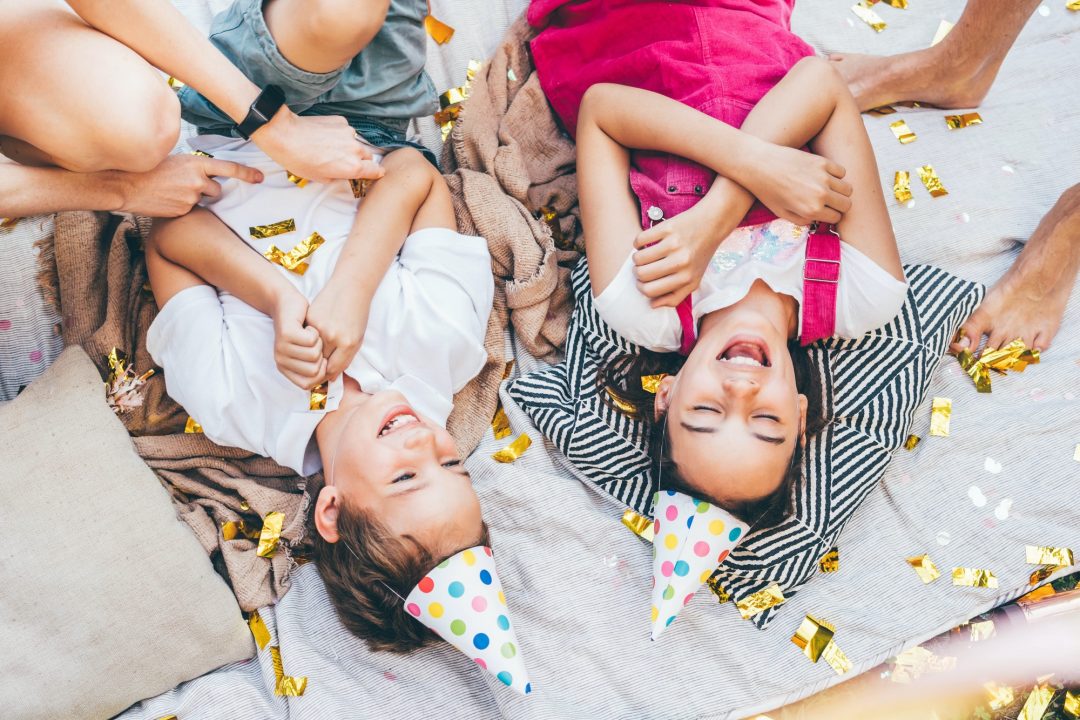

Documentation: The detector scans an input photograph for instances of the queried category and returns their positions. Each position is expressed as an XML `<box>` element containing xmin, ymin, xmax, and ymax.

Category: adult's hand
<box><xmin>115</xmin><ymin>154</ymin><xmax>263</xmax><ymax>217</ymax></box>
<box><xmin>743</xmin><ymin>140</ymin><xmax>853</xmax><ymax>226</ymax></box>
<box><xmin>251</xmin><ymin>107</ymin><xmax>385</xmax><ymax>184</ymax></box>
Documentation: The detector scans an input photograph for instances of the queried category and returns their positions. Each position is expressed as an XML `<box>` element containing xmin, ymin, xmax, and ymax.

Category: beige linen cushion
<box><xmin>0</xmin><ymin>347</ymin><xmax>254</xmax><ymax>720</ymax></box>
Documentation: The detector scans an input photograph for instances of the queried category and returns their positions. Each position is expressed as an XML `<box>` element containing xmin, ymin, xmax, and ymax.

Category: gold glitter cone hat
<box><xmin>650</xmin><ymin>490</ymin><xmax>748</xmax><ymax>640</ymax></box>
<box><xmin>404</xmin><ymin>546</ymin><xmax>533</xmax><ymax>695</ymax></box>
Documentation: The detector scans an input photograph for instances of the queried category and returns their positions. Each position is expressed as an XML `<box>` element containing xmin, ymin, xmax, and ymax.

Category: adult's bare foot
<box><xmin>951</xmin><ymin>185</ymin><xmax>1080</xmax><ymax>353</ymax></box>
<box><xmin>829</xmin><ymin>49</ymin><xmax>997</xmax><ymax>112</ymax></box>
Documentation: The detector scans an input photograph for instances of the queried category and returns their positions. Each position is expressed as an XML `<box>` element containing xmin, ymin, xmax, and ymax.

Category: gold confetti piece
<box><xmin>309</xmin><ymin>381</ymin><xmax>328</xmax><ymax>411</ymax></box>
<box><xmin>0</xmin><ymin>217</ymin><xmax>20</xmax><ymax>229</ymax></box>
<box><xmin>931</xmin><ymin>19</ymin><xmax>955</xmax><ymax>45</ymax></box>
<box><xmin>184</xmin><ymin>416</ymin><xmax>203</xmax><ymax>434</ymax></box>
<box><xmin>423</xmin><ymin>14</ymin><xmax>455</xmax><ymax>44</ymax></box>
<box><xmin>491</xmin><ymin>403</ymin><xmax>511</xmax><ymax>440</ymax></box>
<box><xmin>435</xmin><ymin>60</ymin><xmax>482</xmax><ymax>141</ymax></box>
<box><xmin>1026</xmin><ymin>545</ymin><xmax>1074</xmax><ymax>566</ymax></box>
<box><xmin>265</xmin><ymin>231</ymin><xmax>326</xmax><ymax>276</ymax></box>
<box><xmin>969</xmin><ymin>619</ymin><xmax>995</xmax><ymax>641</ymax></box>
<box><xmin>240</xmin><ymin>500</ymin><xmax>250</xmax><ymax>511</ymax></box>
<box><xmin>918</xmin><ymin>165</ymin><xmax>949</xmax><ymax>198</ymax></box>
<box><xmin>157</xmin><ymin>715</ymin><xmax>178</xmax><ymax>720</ymax></box>
<box><xmin>1018</xmin><ymin>684</ymin><xmax>1055</xmax><ymax>720</ymax></box>
<box><xmin>907</xmin><ymin>554</ymin><xmax>942</xmax><ymax>584</ymax></box>
<box><xmin>890</xmin><ymin>646</ymin><xmax>956</xmax><ymax>683</ymax></box>
<box><xmin>904</xmin><ymin>434</ymin><xmax>921</xmax><ymax>450</ymax></box>
<box><xmin>945</xmin><ymin>112</ymin><xmax>983</xmax><ymax>129</ymax></box>
<box><xmin>104</xmin><ymin>348</ymin><xmax>155</xmax><ymax>415</ymax></box>
<box><xmin>893</xmin><ymin>171</ymin><xmax>913</xmax><ymax>204</ymax></box>
<box><xmin>605</xmin><ymin>387</ymin><xmax>641</xmax><ymax>418</ymax></box>
<box><xmin>851</xmin><ymin>2</ymin><xmax>887</xmax><ymax>31</ymax></box>
<box><xmin>621</xmin><ymin>509</ymin><xmax>655</xmax><ymax>542</ymax></box>
<box><xmin>248</xmin><ymin>610</ymin><xmax>271</xmax><ymax>650</ymax></box>
<box><xmin>1069</xmin><ymin>0</ymin><xmax>1080</xmax><ymax>9</ymax></box>
<box><xmin>1028</xmin><ymin>564</ymin><xmax>1064</xmax><ymax>584</ymax></box>
<box><xmin>867</xmin><ymin>105</ymin><xmax>897</xmax><ymax>116</ymax></box>
<box><xmin>249</xmin><ymin>218</ymin><xmax>296</xmax><ymax>239</ymax></box>
<box><xmin>536</xmin><ymin>205</ymin><xmax>575</xmax><ymax>251</ymax></box>
<box><xmin>502</xmin><ymin>360</ymin><xmax>515</xmax><ymax>380</ymax></box>
<box><xmin>981</xmin><ymin>338</ymin><xmax>1033</xmax><ymax>372</ymax></box>
<box><xmin>349</xmin><ymin>178</ymin><xmax>373</xmax><ymax>199</ymax></box>
<box><xmin>952</xmin><ymin>567</ymin><xmax>998</xmax><ymax>589</ymax></box>
<box><xmin>985</xmin><ymin>683</ymin><xmax>1017</xmax><ymax>710</ymax></box>
<box><xmin>707</xmin><ymin>575</ymin><xmax>730</xmax><ymax>604</ymax></box>
<box><xmin>736</xmin><ymin>583</ymin><xmax>786</xmax><ymax>619</ymax></box>
<box><xmin>1064</xmin><ymin>690</ymin><xmax>1080</xmax><ymax>717</ymax></box>
<box><xmin>957</xmin><ymin>349</ymin><xmax>992</xmax><ymax>393</ymax></box>
<box><xmin>641</xmin><ymin>374</ymin><xmax>667</xmax><ymax>394</ymax></box>
<box><xmin>166</xmin><ymin>76</ymin><xmax>185</xmax><ymax>90</ymax></box>
<box><xmin>190</xmin><ymin>149</ymin><xmax>214</xmax><ymax>158</ymax></box>
<box><xmin>492</xmin><ymin>433</ymin><xmax>531</xmax><ymax>463</ymax></box>
<box><xmin>286</xmin><ymin>171</ymin><xmax>309</xmax><ymax>188</ymax></box>
<box><xmin>880</xmin><ymin>0</ymin><xmax>908</xmax><ymax>6</ymax></box>
<box><xmin>929</xmin><ymin>397</ymin><xmax>952</xmax><ymax>437</ymax></box>
<box><xmin>890</xmin><ymin>119</ymin><xmax>917</xmax><ymax>144</ymax></box>
<box><xmin>818</xmin><ymin>548</ymin><xmax>839</xmax><ymax>573</ymax></box>
<box><xmin>269</xmin><ymin>646</ymin><xmax>308</xmax><ymax>697</ymax></box>
<box><xmin>821</xmin><ymin>640</ymin><xmax>852</xmax><ymax>675</ymax></box>
<box><xmin>1021</xmin><ymin>583</ymin><xmax>1057</xmax><ymax>602</ymax></box>
<box><xmin>222</xmin><ymin>519</ymin><xmax>260</xmax><ymax>541</ymax></box>
<box><xmin>257</xmin><ymin>511</ymin><xmax>285</xmax><ymax>558</ymax></box>
<box><xmin>791</xmin><ymin>614</ymin><xmax>835</xmax><ymax>662</ymax></box>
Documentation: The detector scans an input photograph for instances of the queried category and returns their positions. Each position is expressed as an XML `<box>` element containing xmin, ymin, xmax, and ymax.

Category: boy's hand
<box><xmin>745</xmin><ymin>141</ymin><xmax>852</xmax><ymax>226</ymax></box>
<box><xmin>305</xmin><ymin>281</ymin><xmax>371</xmax><ymax>383</ymax></box>
<box><xmin>272</xmin><ymin>292</ymin><xmax>326</xmax><ymax>389</ymax></box>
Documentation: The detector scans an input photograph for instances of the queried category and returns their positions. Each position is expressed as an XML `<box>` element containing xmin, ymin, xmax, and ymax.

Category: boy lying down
<box><xmin>145</xmin><ymin>140</ymin><xmax>532</xmax><ymax>691</ymax></box>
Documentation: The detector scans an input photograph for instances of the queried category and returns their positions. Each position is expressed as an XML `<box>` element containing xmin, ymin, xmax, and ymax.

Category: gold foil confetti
<box><xmin>435</xmin><ymin>60</ymin><xmax>482</xmax><ymax>141</ymax></box>
<box><xmin>851</xmin><ymin>1</ymin><xmax>887</xmax><ymax>31</ymax></box>
<box><xmin>265</xmin><ymin>231</ymin><xmax>326</xmax><ymax>275</ymax></box>
<box><xmin>190</xmin><ymin>149</ymin><xmax>214</xmax><ymax>158</ymax></box>
<box><xmin>969</xmin><ymin>619</ymin><xmax>995</xmax><ymax>641</ymax></box>
<box><xmin>104</xmin><ymin>348</ymin><xmax>155</xmax><ymax>415</ymax></box>
<box><xmin>879</xmin><ymin>0</ymin><xmax>908</xmax><ymax>7</ymax></box>
<box><xmin>907</xmin><ymin>554</ymin><xmax>942</xmax><ymax>584</ymax></box>
<box><xmin>929</xmin><ymin>397</ymin><xmax>952</xmax><ymax>437</ymax></box>
<box><xmin>821</xmin><ymin>640</ymin><xmax>853</xmax><ymax>675</ymax></box>
<box><xmin>890</xmin><ymin>646</ymin><xmax>956</xmax><ymax>683</ymax></box>
<box><xmin>240</xmin><ymin>500</ymin><xmax>250</xmax><ymax>511</ymax></box>
<box><xmin>166</xmin><ymin>76</ymin><xmax>185</xmax><ymax>90</ymax></box>
<box><xmin>641</xmin><ymin>374</ymin><xmax>667</xmax><ymax>394</ymax></box>
<box><xmin>309</xmin><ymin>382</ymin><xmax>328</xmax><ymax>411</ymax></box>
<box><xmin>904</xmin><ymin>434</ymin><xmax>921</xmax><ymax>450</ymax></box>
<box><xmin>286</xmin><ymin>172</ymin><xmax>309</xmax><ymax>188</ymax></box>
<box><xmin>0</xmin><ymin>217</ymin><xmax>20</xmax><ymax>229</ymax></box>
<box><xmin>957</xmin><ymin>349</ymin><xmax>992</xmax><ymax>393</ymax></box>
<box><xmin>890</xmin><ymin>119</ymin><xmax>917</xmax><ymax>144</ymax></box>
<box><xmin>981</xmin><ymin>338</ymin><xmax>1037</xmax><ymax>372</ymax></box>
<box><xmin>791</xmin><ymin>614</ymin><xmax>835</xmax><ymax>662</ymax></box>
<box><xmin>257</xmin><ymin>511</ymin><xmax>285</xmax><ymax>558</ymax></box>
<box><xmin>536</xmin><ymin>205</ymin><xmax>575</xmax><ymax>251</ymax></box>
<box><xmin>819</xmin><ymin>548</ymin><xmax>839</xmax><ymax>573</ymax></box>
<box><xmin>222</xmin><ymin>519</ymin><xmax>260</xmax><ymax>541</ymax></box>
<box><xmin>1026</xmin><ymin>545</ymin><xmax>1074</xmax><ymax>566</ymax></box>
<box><xmin>1018</xmin><ymin>684</ymin><xmax>1055</xmax><ymax>720</ymax></box>
<box><xmin>1064</xmin><ymin>690</ymin><xmax>1080</xmax><ymax>717</ymax></box>
<box><xmin>707</xmin><ymin>575</ymin><xmax>730</xmax><ymax>604</ymax></box>
<box><xmin>918</xmin><ymin>165</ymin><xmax>949</xmax><ymax>198</ymax></box>
<box><xmin>736</xmin><ymin>583</ymin><xmax>786</xmax><ymax>619</ymax></box>
<box><xmin>492</xmin><ymin>433</ymin><xmax>531</xmax><ymax>463</ymax></box>
<box><xmin>248</xmin><ymin>610</ymin><xmax>271</xmax><ymax>650</ymax></box>
<box><xmin>952</xmin><ymin>567</ymin><xmax>999</xmax><ymax>589</ymax></box>
<box><xmin>931</xmin><ymin>19</ymin><xmax>955</xmax><ymax>45</ymax></box>
<box><xmin>985</xmin><ymin>683</ymin><xmax>1017</xmax><ymax>711</ymax></box>
<box><xmin>621</xmin><ymin>509</ymin><xmax>655</xmax><ymax>542</ymax></box>
<box><xmin>491</xmin><ymin>403</ymin><xmax>512</xmax><ymax>440</ymax></box>
<box><xmin>1069</xmin><ymin>0</ymin><xmax>1080</xmax><ymax>9</ymax></box>
<box><xmin>605</xmin><ymin>387</ymin><xmax>641</xmax><ymax>418</ymax></box>
<box><xmin>945</xmin><ymin>112</ymin><xmax>983</xmax><ymax>129</ymax></box>
<box><xmin>423</xmin><ymin>13</ymin><xmax>455</xmax><ymax>44</ymax></box>
<box><xmin>249</xmin><ymin>218</ymin><xmax>296</xmax><ymax>239</ymax></box>
<box><xmin>894</xmin><ymin>171</ymin><xmax>913</xmax><ymax>204</ymax></box>
<box><xmin>349</xmin><ymin>178</ymin><xmax>373</xmax><ymax>199</ymax></box>
<box><xmin>184</xmin><ymin>416</ymin><xmax>203</xmax><ymax>434</ymax></box>
<box><xmin>1028</xmin><ymin>564</ymin><xmax>1064</xmax><ymax>584</ymax></box>
<box><xmin>157</xmin><ymin>716</ymin><xmax>178</xmax><ymax>720</ymax></box>
<box><xmin>1021</xmin><ymin>583</ymin><xmax>1056</xmax><ymax>602</ymax></box>
<box><xmin>867</xmin><ymin>106</ymin><xmax>897</xmax><ymax>116</ymax></box>
<box><xmin>269</xmin><ymin>646</ymin><xmax>308</xmax><ymax>697</ymax></box>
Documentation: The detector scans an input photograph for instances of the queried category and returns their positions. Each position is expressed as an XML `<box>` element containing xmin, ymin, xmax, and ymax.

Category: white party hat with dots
<box><xmin>650</xmin><ymin>490</ymin><xmax>749</xmax><ymax>640</ymax></box>
<box><xmin>404</xmin><ymin>546</ymin><xmax>532</xmax><ymax>694</ymax></box>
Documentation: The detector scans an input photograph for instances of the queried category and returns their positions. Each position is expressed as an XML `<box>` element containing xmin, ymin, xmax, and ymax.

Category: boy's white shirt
<box><xmin>146</xmin><ymin>137</ymin><xmax>493</xmax><ymax>476</ymax></box>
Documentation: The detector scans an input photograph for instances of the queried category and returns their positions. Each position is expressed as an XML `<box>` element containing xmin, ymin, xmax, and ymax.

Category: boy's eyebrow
<box><xmin>681</xmin><ymin>421</ymin><xmax>784</xmax><ymax>444</ymax></box>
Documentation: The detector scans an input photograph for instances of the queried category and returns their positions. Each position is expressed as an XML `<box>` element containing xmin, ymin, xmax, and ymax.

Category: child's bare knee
<box><xmin>304</xmin><ymin>0</ymin><xmax>389</xmax><ymax>55</ymax></box>
<box><xmin>791</xmin><ymin>56</ymin><xmax>845</xmax><ymax>93</ymax></box>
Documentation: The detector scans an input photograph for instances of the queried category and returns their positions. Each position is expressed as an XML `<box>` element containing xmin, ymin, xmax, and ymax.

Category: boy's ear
<box><xmin>653</xmin><ymin>374</ymin><xmax>678</xmax><ymax>422</ymax></box>
<box><xmin>314</xmin><ymin>486</ymin><xmax>342</xmax><ymax>543</ymax></box>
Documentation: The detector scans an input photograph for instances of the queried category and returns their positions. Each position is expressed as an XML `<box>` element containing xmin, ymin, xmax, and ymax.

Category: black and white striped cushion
<box><xmin>508</xmin><ymin>258</ymin><xmax>983</xmax><ymax>628</ymax></box>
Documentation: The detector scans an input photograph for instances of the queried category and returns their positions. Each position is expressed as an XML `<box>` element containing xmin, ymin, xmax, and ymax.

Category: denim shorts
<box><xmin>179</xmin><ymin>0</ymin><xmax>438</xmax><ymax>166</ymax></box>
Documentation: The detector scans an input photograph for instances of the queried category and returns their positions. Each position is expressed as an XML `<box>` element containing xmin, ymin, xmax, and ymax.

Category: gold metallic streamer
<box><xmin>1028</xmin><ymin>564</ymin><xmax>1064</xmax><ymax>585</ymax></box>
<box><xmin>867</xmin><ymin>106</ymin><xmax>897</xmax><ymax>116</ymax></box>
<box><xmin>893</xmin><ymin>171</ymin><xmax>913</xmax><ymax>204</ymax></box>
<box><xmin>791</xmin><ymin>614</ymin><xmax>834</xmax><ymax>662</ymax></box>
<box><xmin>604</xmin><ymin>387</ymin><xmax>641</xmax><ymax>418</ymax></box>
<box><xmin>957</xmin><ymin>349</ymin><xmax>992</xmax><ymax>393</ymax></box>
<box><xmin>929</xmin><ymin>397</ymin><xmax>952</xmax><ymax>437</ymax></box>
<box><xmin>907</xmin><ymin>554</ymin><xmax>942</xmax><ymax>584</ymax></box>
<box><xmin>310</xmin><ymin>382</ymin><xmax>328</xmax><ymax>411</ymax></box>
<box><xmin>952</xmin><ymin>567</ymin><xmax>998</xmax><ymax>589</ymax></box>
<box><xmin>184</xmin><ymin>416</ymin><xmax>203</xmax><ymax>434</ymax></box>
<box><xmin>1018</xmin><ymin>684</ymin><xmax>1055</xmax><ymax>720</ymax></box>
<box><xmin>536</xmin><ymin>205</ymin><xmax>576</xmax><ymax>251</ymax></box>
<box><xmin>904</xmin><ymin>434</ymin><xmax>921</xmax><ymax>451</ymax></box>
<box><xmin>641</xmin><ymin>374</ymin><xmax>667</xmax><ymax>394</ymax></box>
<box><xmin>166</xmin><ymin>76</ymin><xmax>185</xmax><ymax>90</ymax></box>
<box><xmin>222</xmin><ymin>519</ymin><xmax>260</xmax><ymax>542</ymax></box>
<box><xmin>248</xmin><ymin>610</ymin><xmax>271</xmax><ymax>650</ymax></box>
<box><xmin>492</xmin><ymin>433</ymin><xmax>531</xmax><ymax>463</ymax></box>
<box><xmin>821</xmin><ymin>640</ymin><xmax>852</xmax><ymax>675</ymax></box>
<box><xmin>269</xmin><ymin>646</ymin><xmax>308</xmax><ymax>697</ymax></box>
<box><xmin>736</xmin><ymin>583</ymin><xmax>786</xmax><ymax>619</ymax></box>
<box><xmin>257</xmin><ymin>511</ymin><xmax>285</xmax><ymax>558</ymax></box>
<box><xmin>491</xmin><ymin>403</ymin><xmax>512</xmax><ymax>440</ymax></box>
<box><xmin>435</xmin><ymin>60</ymin><xmax>482</xmax><ymax>141</ymax></box>
<box><xmin>981</xmin><ymin>338</ymin><xmax>1033</xmax><ymax>372</ymax></box>
<box><xmin>818</xmin><ymin>548</ymin><xmax>839</xmax><ymax>573</ymax></box>
<box><xmin>889</xmin><ymin>119</ymin><xmax>917</xmax><ymax>144</ymax></box>
<box><xmin>707</xmin><ymin>575</ymin><xmax>730</xmax><ymax>604</ymax></box>
<box><xmin>249</xmin><ymin>219</ymin><xmax>296</xmax><ymax>240</ymax></box>
<box><xmin>851</xmin><ymin>2</ymin><xmax>887</xmax><ymax>31</ymax></box>
<box><xmin>1069</xmin><ymin>0</ymin><xmax>1080</xmax><ymax>9</ymax></box>
<box><xmin>918</xmin><ymin>165</ymin><xmax>949</xmax><ymax>198</ymax></box>
<box><xmin>985</xmin><ymin>683</ymin><xmax>1016</xmax><ymax>711</ymax></box>
<box><xmin>931</xmin><ymin>19</ymin><xmax>955</xmax><ymax>45</ymax></box>
<box><xmin>945</xmin><ymin>112</ymin><xmax>983</xmax><ymax>130</ymax></box>
<box><xmin>190</xmin><ymin>149</ymin><xmax>214</xmax><ymax>158</ymax></box>
<box><xmin>157</xmin><ymin>716</ymin><xmax>178</xmax><ymax>720</ymax></box>
<box><xmin>1064</xmin><ymin>690</ymin><xmax>1080</xmax><ymax>717</ymax></box>
<box><xmin>286</xmin><ymin>172</ymin><xmax>309</xmax><ymax>188</ymax></box>
<box><xmin>349</xmin><ymin>178</ymin><xmax>373</xmax><ymax>199</ymax></box>
<box><xmin>423</xmin><ymin>14</ymin><xmax>455</xmax><ymax>44</ymax></box>
<box><xmin>265</xmin><ymin>231</ymin><xmax>326</xmax><ymax>276</ymax></box>
<box><xmin>1026</xmin><ymin>545</ymin><xmax>1074</xmax><ymax>566</ymax></box>
<box><xmin>621</xmin><ymin>509</ymin><xmax>655</xmax><ymax>542</ymax></box>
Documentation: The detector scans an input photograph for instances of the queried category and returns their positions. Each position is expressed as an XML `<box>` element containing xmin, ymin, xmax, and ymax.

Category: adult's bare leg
<box><xmin>829</xmin><ymin>0</ymin><xmax>1041</xmax><ymax>111</ymax></box>
<box><xmin>0</xmin><ymin>0</ymin><xmax>180</xmax><ymax>172</ymax></box>
<box><xmin>952</xmin><ymin>183</ymin><xmax>1080</xmax><ymax>353</ymax></box>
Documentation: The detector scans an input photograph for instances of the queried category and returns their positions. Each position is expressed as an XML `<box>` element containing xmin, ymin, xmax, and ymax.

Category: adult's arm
<box><xmin>64</xmin><ymin>0</ymin><xmax>383</xmax><ymax>183</ymax></box>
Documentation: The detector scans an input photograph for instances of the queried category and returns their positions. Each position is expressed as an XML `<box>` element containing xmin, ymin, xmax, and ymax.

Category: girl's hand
<box><xmin>251</xmin><ymin>107</ymin><xmax>385</xmax><ymax>184</ymax></box>
<box><xmin>272</xmin><ymin>291</ymin><xmax>326</xmax><ymax>390</ymax></box>
<box><xmin>744</xmin><ymin>140</ymin><xmax>853</xmax><ymax>226</ymax></box>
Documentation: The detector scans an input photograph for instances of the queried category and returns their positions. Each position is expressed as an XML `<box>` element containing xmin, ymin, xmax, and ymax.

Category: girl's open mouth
<box><xmin>716</xmin><ymin>334</ymin><xmax>771</xmax><ymax>368</ymax></box>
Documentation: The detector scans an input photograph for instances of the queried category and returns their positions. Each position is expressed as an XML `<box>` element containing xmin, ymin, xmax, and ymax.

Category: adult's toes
<box><xmin>950</xmin><ymin>315</ymin><xmax>987</xmax><ymax>353</ymax></box>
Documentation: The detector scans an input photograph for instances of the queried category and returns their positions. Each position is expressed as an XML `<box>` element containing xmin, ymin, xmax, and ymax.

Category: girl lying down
<box><xmin>145</xmin><ymin>141</ymin><xmax>531</xmax><ymax>692</ymax></box>
<box><xmin>529</xmin><ymin>0</ymin><xmax>908</xmax><ymax>634</ymax></box>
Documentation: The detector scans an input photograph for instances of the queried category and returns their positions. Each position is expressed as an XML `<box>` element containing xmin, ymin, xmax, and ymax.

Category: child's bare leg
<box><xmin>262</xmin><ymin>0</ymin><xmax>389</xmax><ymax>74</ymax></box>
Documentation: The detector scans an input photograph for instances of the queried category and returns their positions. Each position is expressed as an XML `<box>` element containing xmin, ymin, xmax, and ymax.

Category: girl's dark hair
<box><xmin>602</xmin><ymin>340</ymin><xmax>827</xmax><ymax>528</ymax></box>
<box><xmin>312</xmin><ymin>501</ymin><xmax>491</xmax><ymax>653</ymax></box>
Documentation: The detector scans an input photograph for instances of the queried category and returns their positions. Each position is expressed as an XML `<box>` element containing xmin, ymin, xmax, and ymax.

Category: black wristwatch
<box><xmin>236</xmin><ymin>84</ymin><xmax>286</xmax><ymax>140</ymax></box>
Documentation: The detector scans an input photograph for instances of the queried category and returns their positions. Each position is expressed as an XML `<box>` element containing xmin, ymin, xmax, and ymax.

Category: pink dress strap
<box><xmin>676</xmin><ymin>296</ymin><xmax>696</xmax><ymax>356</ymax></box>
<box><xmin>799</xmin><ymin>223</ymin><xmax>841</xmax><ymax>345</ymax></box>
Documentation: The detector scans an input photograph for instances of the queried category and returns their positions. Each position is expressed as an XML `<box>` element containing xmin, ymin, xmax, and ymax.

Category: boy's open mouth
<box><xmin>717</xmin><ymin>335</ymin><xmax>771</xmax><ymax>368</ymax></box>
<box><xmin>378</xmin><ymin>405</ymin><xmax>420</xmax><ymax>437</ymax></box>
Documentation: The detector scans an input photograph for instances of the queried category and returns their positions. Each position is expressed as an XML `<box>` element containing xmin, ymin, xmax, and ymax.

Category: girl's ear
<box><xmin>797</xmin><ymin>393</ymin><xmax>809</xmax><ymax>446</ymax></box>
<box><xmin>654</xmin><ymin>373</ymin><xmax>678</xmax><ymax>422</ymax></box>
<box><xmin>314</xmin><ymin>486</ymin><xmax>342</xmax><ymax>543</ymax></box>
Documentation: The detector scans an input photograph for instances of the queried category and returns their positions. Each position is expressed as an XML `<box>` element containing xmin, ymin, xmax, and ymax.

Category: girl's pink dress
<box><xmin>527</xmin><ymin>0</ymin><xmax>815</xmax><ymax>228</ymax></box>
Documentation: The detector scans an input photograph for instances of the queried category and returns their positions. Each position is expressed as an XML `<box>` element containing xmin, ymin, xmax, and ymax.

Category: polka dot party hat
<box><xmin>404</xmin><ymin>546</ymin><xmax>532</xmax><ymax>695</ymax></box>
<box><xmin>649</xmin><ymin>490</ymin><xmax>748</xmax><ymax>640</ymax></box>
